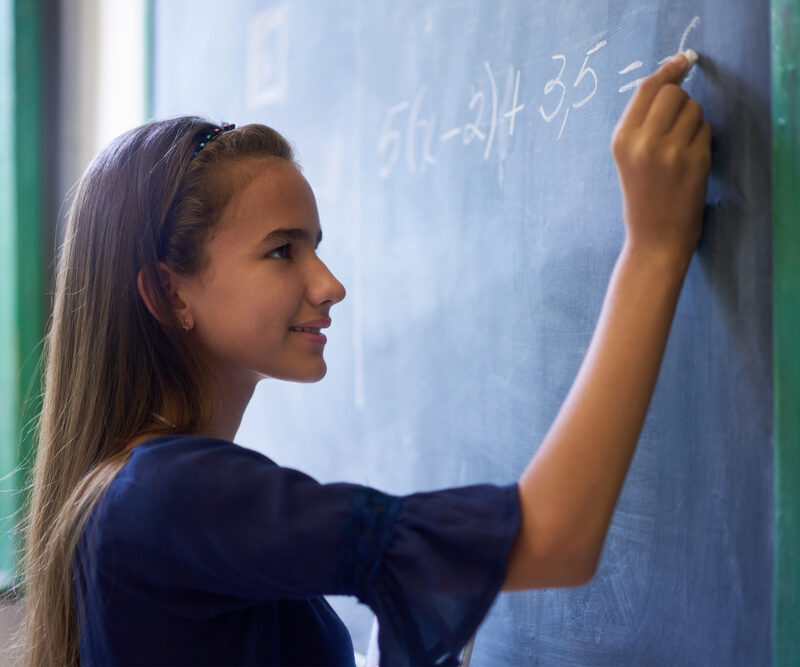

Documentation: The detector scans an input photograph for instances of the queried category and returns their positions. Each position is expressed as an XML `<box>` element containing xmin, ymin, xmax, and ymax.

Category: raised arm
<box><xmin>504</xmin><ymin>52</ymin><xmax>711</xmax><ymax>590</ymax></box>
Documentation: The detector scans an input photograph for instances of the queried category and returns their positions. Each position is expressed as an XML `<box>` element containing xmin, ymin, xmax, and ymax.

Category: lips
<box><xmin>288</xmin><ymin>318</ymin><xmax>331</xmax><ymax>333</ymax></box>
<box><xmin>288</xmin><ymin>318</ymin><xmax>330</xmax><ymax>345</ymax></box>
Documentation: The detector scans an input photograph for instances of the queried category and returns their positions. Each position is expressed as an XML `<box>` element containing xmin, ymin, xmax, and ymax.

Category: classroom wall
<box><xmin>0</xmin><ymin>0</ymin><xmax>19</xmax><ymax>588</ymax></box>
<box><xmin>0</xmin><ymin>600</ymin><xmax>22</xmax><ymax>666</ymax></box>
<box><xmin>0</xmin><ymin>0</ymin><xmax>148</xmax><ymax>585</ymax></box>
<box><xmin>55</xmin><ymin>0</ymin><xmax>148</xmax><ymax>236</ymax></box>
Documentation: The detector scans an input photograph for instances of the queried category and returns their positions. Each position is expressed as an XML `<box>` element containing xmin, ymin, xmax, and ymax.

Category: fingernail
<box><xmin>672</xmin><ymin>52</ymin><xmax>688</xmax><ymax>67</ymax></box>
<box><xmin>674</xmin><ymin>49</ymin><xmax>699</xmax><ymax>71</ymax></box>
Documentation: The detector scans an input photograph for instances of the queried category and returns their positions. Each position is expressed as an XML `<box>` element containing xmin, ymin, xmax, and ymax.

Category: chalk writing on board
<box><xmin>678</xmin><ymin>15</ymin><xmax>702</xmax><ymax>84</ymax></box>
<box><xmin>618</xmin><ymin>60</ymin><xmax>646</xmax><ymax>92</ymax></box>
<box><xmin>539</xmin><ymin>40</ymin><xmax>607</xmax><ymax>141</ymax></box>
<box><xmin>618</xmin><ymin>16</ymin><xmax>702</xmax><ymax>93</ymax></box>
<box><xmin>504</xmin><ymin>68</ymin><xmax>525</xmax><ymax>137</ymax></box>
<box><xmin>377</xmin><ymin>15</ymin><xmax>701</xmax><ymax>178</ymax></box>
<box><xmin>406</xmin><ymin>88</ymin><xmax>436</xmax><ymax>174</ymax></box>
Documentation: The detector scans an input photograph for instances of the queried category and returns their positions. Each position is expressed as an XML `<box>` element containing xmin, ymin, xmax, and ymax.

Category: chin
<box><xmin>287</xmin><ymin>362</ymin><xmax>328</xmax><ymax>384</ymax></box>
<box><xmin>299</xmin><ymin>370</ymin><xmax>327</xmax><ymax>383</ymax></box>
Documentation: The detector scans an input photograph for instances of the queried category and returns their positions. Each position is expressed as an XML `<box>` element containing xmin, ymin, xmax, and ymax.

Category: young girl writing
<box><xmin>21</xmin><ymin>51</ymin><xmax>709</xmax><ymax>666</ymax></box>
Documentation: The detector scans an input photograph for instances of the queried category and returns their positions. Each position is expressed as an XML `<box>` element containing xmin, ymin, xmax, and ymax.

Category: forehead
<box><xmin>212</xmin><ymin>158</ymin><xmax>319</xmax><ymax>247</ymax></box>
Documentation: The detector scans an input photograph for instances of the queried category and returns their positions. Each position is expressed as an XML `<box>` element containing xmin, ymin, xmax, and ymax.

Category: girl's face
<box><xmin>178</xmin><ymin>158</ymin><xmax>346</xmax><ymax>387</ymax></box>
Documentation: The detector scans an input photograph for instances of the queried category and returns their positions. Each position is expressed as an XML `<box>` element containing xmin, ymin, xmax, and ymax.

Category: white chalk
<box><xmin>683</xmin><ymin>49</ymin><xmax>699</xmax><ymax>69</ymax></box>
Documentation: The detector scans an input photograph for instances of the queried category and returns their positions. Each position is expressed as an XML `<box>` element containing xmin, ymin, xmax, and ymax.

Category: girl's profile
<box><xmin>19</xmin><ymin>52</ymin><xmax>710</xmax><ymax>666</ymax></box>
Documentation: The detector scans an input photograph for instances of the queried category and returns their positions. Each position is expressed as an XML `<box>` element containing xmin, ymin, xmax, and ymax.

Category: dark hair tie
<box><xmin>192</xmin><ymin>122</ymin><xmax>236</xmax><ymax>158</ymax></box>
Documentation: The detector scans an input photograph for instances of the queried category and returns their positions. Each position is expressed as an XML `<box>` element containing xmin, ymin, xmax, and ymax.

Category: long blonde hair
<box><xmin>19</xmin><ymin>117</ymin><xmax>293</xmax><ymax>666</ymax></box>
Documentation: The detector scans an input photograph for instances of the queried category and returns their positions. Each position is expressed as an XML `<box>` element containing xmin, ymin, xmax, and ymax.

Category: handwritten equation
<box><xmin>377</xmin><ymin>16</ymin><xmax>701</xmax><ymax>179</ymax></box>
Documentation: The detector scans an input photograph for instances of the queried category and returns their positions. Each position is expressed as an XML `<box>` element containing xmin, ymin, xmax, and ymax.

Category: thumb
<box><xmin>667</xmin><ymin>49</ymin><xmax>700</xmax><ymax>79</ymax></box>
<box><xmin>664</xmin><ymin>49</ymin><xmax>698</xmax><ymax>83</ymax></box>
<box><xmin>619</xmin><ymin>50</ymin><xmax>698</xmax><ymax>127</ymax></box>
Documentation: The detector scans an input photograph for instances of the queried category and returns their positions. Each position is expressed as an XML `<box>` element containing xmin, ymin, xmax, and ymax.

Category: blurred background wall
<box><xmin>0</xmin><ymin>1</ymin><xmax>147</xmax><ymax>660</ymax></box>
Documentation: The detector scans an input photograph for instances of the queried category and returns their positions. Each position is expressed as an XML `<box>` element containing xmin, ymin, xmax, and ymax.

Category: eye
<box><xmin>266</xmin><ymin>243</ymin><xmax>291</xmax><ymax>259</ymax></box>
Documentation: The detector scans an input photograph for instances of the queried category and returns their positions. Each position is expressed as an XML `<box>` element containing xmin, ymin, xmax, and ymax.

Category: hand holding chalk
<box><xmin>610</xmin><ymin>49</ymin><xmax>711</xmax><ymax>267</ymax></box>
<box><xmin>682</xmin><ymin>48</ymin><xmax>699</xmax><ymax>71</ymax></box>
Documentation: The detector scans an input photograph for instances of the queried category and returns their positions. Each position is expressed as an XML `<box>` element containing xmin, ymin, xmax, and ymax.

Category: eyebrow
<box><xmin>256</xmin><ymin>227</ymin><xmax>323</xmax><ymax>248</ymax></box>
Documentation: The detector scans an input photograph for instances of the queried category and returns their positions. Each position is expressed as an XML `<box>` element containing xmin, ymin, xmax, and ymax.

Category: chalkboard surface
<box><xmin>153</xmin><ymin>1</ymin><xmax>773</xmax><ymax>664</ymax></box>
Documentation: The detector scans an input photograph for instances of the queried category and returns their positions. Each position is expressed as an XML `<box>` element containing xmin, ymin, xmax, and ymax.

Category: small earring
<box><xmin>181</xmin><ymin>316</ymin><xmax>191</xmax><ymax>333</ymax></box>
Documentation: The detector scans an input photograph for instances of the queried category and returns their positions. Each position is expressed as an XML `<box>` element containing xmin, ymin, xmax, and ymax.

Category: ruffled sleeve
<box><xmin>339</xmin><ymin>484</ymin><xmax>520</xmax><ymax>666</ymax></box>
<box><xmin>99</xmin><ymin>436</ymin><xmax>520</xmax><ymax>665</ymax></box>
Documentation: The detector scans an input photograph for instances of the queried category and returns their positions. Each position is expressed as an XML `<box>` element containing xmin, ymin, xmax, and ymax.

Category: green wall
<box><xmin>773</xmin><ymin>0</ymin><xmax>800</xmax><ymax>664</ymax></box>
<box><xmin>0</xmin><ymin>0</ymin><xmax>43</xmax><ymax>587</ymax></box>
<box><xmin>0</xmin><ymin>0</ymin><xmax>19</xmax><ymax>587</ymax></box>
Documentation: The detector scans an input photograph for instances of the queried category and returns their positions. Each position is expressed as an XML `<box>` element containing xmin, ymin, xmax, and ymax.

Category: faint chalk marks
<box><xmin>317</xmin><ymin>133</ymin><xmax>346</xmax><ymax>205</ymax></box>
<box><xmin>609</xmin><ymin>505</ymin><xmax>657</xmax><ymax>549</ymax></box>
<box><xmin>246</xmin><ymin>5</ymin><xmax>289</xmax><ymax>109</ymax></box>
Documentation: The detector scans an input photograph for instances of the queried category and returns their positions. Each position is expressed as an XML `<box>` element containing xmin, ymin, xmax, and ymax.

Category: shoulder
<box><xmin>121</xmin><ymin>434</ymin><xmax>277</xmax><ymax>484</ymax></box>
<box><xmin>88</xmin><ymin>435</ymin><xmax>357</xmax><ymax>588</ymax></box>
<box><xmin>103</xmin><ymin>435</ymin><xmax>291</xmax><ymax>526</ymax></box>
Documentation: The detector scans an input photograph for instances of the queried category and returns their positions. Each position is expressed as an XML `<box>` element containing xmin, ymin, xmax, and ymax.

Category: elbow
<box><xmin>527</xmin><ymin>522</ymin><xmax>603</xmax><ymax>587</ymax></box>
<box><xmin>544</xmin><ymin>543</ymin><xmax>599</xmax><ymax>587</ymax></box>
<box><xmin>506</xmin><ymin>492</ymin><xmax>606</xmax><ymax>590</ymax></box>
<box><xmin>565</xmin><ymin>552</ymin><xmax>599</xmax><ymax>586</ymax></box>
<box><xmin>503</xmin><ymin>531</ymin><xmax>600</xmax><ymax>591</ymax></box>
<box><xmin>554</xmin><ymin>522</ymin><xmax>605</xmax><ymax>586</ymax></box>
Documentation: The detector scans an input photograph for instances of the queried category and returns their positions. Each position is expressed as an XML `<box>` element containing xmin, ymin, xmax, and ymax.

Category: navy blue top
<box><xmin>73</xmin><ymin>435</ymin><xmax>520</xmax><ymax>666</ymax></box>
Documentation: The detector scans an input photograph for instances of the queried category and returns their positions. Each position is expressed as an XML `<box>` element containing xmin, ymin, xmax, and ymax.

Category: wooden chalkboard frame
<box><xmin>772</xmin><ymin>0</ymin><xmax>800</xmax><ymax>664</ymax></box>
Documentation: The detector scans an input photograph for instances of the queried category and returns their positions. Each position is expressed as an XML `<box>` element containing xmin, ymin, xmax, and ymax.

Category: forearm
<box><xmin>506</xmin><ymin>243</ymin><xmax>689</xmax><ymax>589</ymax></box>
<box><xmin>503</xmin><ymin>52</ymin><xmax>709</xmax><ymax>591</ymax></box>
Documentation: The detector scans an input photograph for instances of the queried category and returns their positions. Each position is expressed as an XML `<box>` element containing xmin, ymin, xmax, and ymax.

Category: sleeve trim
<box><xmin>339</xmin><ymin>487</ymin><xmax>403</xmax><ymax>596</ymax></box>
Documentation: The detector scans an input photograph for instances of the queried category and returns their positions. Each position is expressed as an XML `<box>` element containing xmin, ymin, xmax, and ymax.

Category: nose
<box><xmin>307</xmin><ymin>255</ymin><xmax>346</xmax><ymax>307</ymax></box>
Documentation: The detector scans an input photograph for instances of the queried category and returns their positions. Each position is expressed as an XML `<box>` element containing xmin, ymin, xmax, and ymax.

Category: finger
<box><xmin>691</xmin><ymin>120</ymin><xmax>712</xmax><ymax>153</ymax></box>
<box><xmin>671</xmin><ymin>98</ymin><xmax>704</xmax><ymax>143</ymax></box>
<box><xmin>620</xmin><ymin>53</ymin><xmax>691</xmax><ymax>128</ymax></box>
<box><xmin>688</xmin><ymin>121</ymin><xmax>712</xmax><ymax>173</ymax></box>
<box><xmin>644</xmin><ymin>84</ymin><xmax>690</xmax><ymax>135</ymax></box>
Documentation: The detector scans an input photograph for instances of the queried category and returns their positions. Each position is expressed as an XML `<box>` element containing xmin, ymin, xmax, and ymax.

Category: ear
<box><xmin>137</xmin><ymin>263</ymin><xmax>191</xmax><ymax>328</ymax></box>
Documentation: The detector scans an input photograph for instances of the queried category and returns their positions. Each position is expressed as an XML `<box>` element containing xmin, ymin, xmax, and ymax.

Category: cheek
<box><xmin>196</xmin><ymin>273</ymin><xmax>299</xmax><ymax>342</ymax></box>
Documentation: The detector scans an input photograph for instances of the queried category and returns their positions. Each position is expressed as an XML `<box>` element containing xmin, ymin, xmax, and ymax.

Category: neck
<box><xmin>197</xmin><ymin>369</ymin><xmax>259</xmax><ymax>441</ymax></box>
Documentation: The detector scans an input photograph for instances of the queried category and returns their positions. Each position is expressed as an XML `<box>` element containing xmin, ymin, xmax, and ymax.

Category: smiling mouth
<box><xmin>289</xmin><ymin>326</ymin><xmax>321</xmax><ymax>334</ymax></box>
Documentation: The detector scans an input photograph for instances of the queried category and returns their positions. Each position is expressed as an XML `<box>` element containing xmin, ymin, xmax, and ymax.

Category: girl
<box><xmin>21</xmin><ymin>52</ymin><xmax>709</xmax><ymax>666</ymax></box>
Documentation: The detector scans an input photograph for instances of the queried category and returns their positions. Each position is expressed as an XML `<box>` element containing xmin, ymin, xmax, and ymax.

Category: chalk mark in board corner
<box><xmin>245</xmin><ymin>4</ymin><xmax>289</xmax><ymax>109</ymax></box>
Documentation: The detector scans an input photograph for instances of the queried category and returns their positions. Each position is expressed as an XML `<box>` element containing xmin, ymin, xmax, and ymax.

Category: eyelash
<box><xmin>266</xmin><ymin>244</ymin><xmax>292</xmax><ymax>259</ymax></box>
